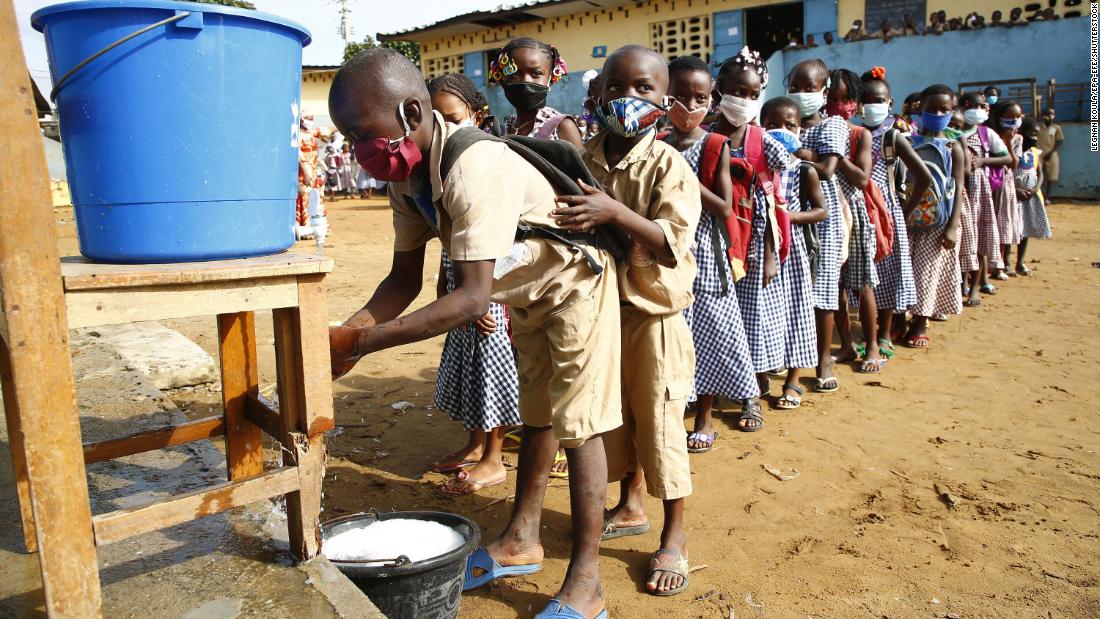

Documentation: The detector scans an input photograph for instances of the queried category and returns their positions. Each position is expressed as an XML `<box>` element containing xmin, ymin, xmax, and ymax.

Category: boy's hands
<box><xmin>330</xmin><ymin>325</ymin><xmax>373</xmax><ymax>380</ymax></box>
<box><xmin>553</xmin><ymin>180</ymin><xmax>628</xmax><ymax>232</ymax></box>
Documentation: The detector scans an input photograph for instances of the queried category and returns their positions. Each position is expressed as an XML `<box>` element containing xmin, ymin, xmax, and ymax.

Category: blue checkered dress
<box><xmin>732</xmin><ymin>133</ymin><xmax>791</xmax><ymax>373</ymax></box>
<box><xmin>777</xmin><ymin>162</ymin><xmax>819</xmax><ymax>369</ymax></box>
<box><xmin>870</xmin><ymin>127</ymin><xmax>917</xmax><ymax>311</ymax></box>
<box><xmin>677</xmin><ymin>134</ymin><xmax>759</xmax><ymax>401</ymax></box>
<box><xmin>434</xmin><ymin>251</ymin><xmax>521</xmax><ymax>431</ymax></box>
<box><xmin>802</xmin><ymin>116</ymin><xmax>847</xmax><ymax>311</ymax></box>
<box><xmin>835</xmin><ymin>121</ymin><xmax>879</xmax><ymax>292</ymax></box>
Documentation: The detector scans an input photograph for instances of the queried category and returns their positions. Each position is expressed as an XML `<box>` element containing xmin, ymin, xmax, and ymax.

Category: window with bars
<box><xmin>650</xmin><ymin>14</ymin><xmax>712</xmax><ymax>62</ymax></box>
<box><xmin>423</xmin><ymin>54</ymin><xmax>464</xmax><ymax>79</ymax></box>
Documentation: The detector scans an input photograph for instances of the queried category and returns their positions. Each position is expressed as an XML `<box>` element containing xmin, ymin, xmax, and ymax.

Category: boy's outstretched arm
<box><xmin>553</xmin><ymin>179</ymin><xmax>674</xmax><ymax>263</ymax></box>
<box><xmin>343</xmin><ymin>247</ymin><xmax>426</xmax><ymax>329</ymax></box>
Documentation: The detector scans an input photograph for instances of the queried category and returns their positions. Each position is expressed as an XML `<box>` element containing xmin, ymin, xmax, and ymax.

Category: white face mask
<box><xmin>301</xmin><ymin>118</ymin><xmax>315</xmax><ymax>131</ymax></box>
<box><xmin>861</xmin><ymin>102</ymin><xmax>891</xmax><ymax>128</ymax></box>
<box><xmin>787</xmin><ymin>89</ymin><xmax>826</xmax><ymax>118</ymax></box>
<box><xmin>718</xmin><ymin>94</ymin><xmax>762</xmax><ymax>127</ymax></box>
<box><xmin>963</xmin><ymin>108</ymin><xmax>989</xmax><ymax>126</ymax></box>
<box><xmin>457</xmin><ymin>118</ymin><xmax>475</xmax><ymax>128</ymax></box>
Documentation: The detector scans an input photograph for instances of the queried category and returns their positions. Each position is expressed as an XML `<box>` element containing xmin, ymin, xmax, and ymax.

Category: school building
<box><xmin>301</xmin><ymin>65</ymin><xmax>339</xmax><ymax>126</ymax></box>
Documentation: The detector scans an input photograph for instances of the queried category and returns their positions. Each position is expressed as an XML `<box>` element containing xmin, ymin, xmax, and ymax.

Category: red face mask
<box><xmin>826</xmin><ymin>100</ymin><xmax>859</xmax><ymax>120</ymax></box>
<box><xmin>353</xmin><ymin>104</ymin><xmax>424</xmax><ymax>182</ymax></box>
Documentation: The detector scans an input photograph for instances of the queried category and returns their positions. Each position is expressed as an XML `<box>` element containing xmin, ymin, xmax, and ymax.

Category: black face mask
<box><xmin>503</xmin><ymin>82</ymin><xmax>549</xmax><ymax>113</ymax></box>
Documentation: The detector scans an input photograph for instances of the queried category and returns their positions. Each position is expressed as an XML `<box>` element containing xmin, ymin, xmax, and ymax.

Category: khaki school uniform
<box><xmin>582</xmin><ymin>131</ymin><xmax>700</xmax><ymax>500</ymax></box>
<box><xmin>1036</xmin><ymin>122</ymin><xmax>1063</xmax><ymax>182</ymax></box>
<box><xmin>388</xmin><ymin>111</ymin><xmax>621</xmax><ymax>447</ymax></box>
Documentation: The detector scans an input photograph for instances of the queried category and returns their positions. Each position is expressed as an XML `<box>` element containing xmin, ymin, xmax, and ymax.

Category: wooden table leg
<box><xmin>273</xmin><ymin>274</ymin><xmax>333</xmax><ymax>561</ymax></box>
<box><xmin>217</xmin><ymin>312</ymin><xmax>264</xmax><ymax>480</ymax></box>
<box><xmin>0</xmin><ymin>338</ymin><xmax>37</xmax><ymax>553</ymax></box>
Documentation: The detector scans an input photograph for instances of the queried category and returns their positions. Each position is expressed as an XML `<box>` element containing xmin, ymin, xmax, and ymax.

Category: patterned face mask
<box><xmin>594</xmin><ymin>96</ymin><xmax>667</xmax><ymax>138</ymax></box>
<box><xmin>668</xmin><ymin>99</ymin><xmax>709</xmax><ymax>132</ymax></box>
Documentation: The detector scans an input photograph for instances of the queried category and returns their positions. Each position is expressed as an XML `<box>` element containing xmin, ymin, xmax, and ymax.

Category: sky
<box><xmin>16</xmin><ymin>0</ymin><xmax>505</xmax><ymax>93</ymax></box>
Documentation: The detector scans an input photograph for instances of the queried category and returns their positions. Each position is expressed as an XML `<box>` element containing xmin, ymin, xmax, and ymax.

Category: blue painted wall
<box><xmin>1053</xmin><ymin>123</ymin><xmax>1098</xmax><ymax>199</ymax></box>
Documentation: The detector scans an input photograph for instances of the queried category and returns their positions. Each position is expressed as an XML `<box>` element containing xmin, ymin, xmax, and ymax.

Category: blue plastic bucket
<box><xmin>32</xmin><ymin>1</ymin><xmax>311</xmax><ymax>263</ymax></box>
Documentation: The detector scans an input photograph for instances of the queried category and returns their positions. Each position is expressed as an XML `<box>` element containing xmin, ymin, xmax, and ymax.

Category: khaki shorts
<box><xmin>604</xmin><ymin>307</ymin><xmax>694</xmax><ymax>500</ymax></box>
<box><xmin>510</xmin><ymin>260</ymin><xmax>622</xmax><ymax>448</ymax></box>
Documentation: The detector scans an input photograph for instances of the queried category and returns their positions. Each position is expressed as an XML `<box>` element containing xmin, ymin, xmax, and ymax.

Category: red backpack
<box><xmin>725</xmin><ymin>125</ymin><xmax>792</xmax><ymax>273</ymax></box>
<box><xmin>849</xmin><ymin>126</ymin><xmax>894</xmax><ymax>261</ymax></box>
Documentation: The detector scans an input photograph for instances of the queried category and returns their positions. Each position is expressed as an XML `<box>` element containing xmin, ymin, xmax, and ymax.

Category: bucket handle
<box><xmin>49</xmin><ymin>11</ymin><xmax>193</xmax><ymax>101</ymax></box>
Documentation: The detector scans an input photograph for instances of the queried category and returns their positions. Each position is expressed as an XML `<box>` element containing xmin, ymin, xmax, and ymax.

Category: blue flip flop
<box><xmin>534</xmin><ymin>599</ymin><xmax>608</xmax><ymax>619</ymax></box>
<box><xmin>462</xmin><ymin>547</ymin><xmax>541</xmax><ymax>591</ymax></box>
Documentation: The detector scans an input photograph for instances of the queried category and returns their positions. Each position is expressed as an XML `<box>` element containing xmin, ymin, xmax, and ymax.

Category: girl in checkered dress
<box><xmin>827</xmin><ymin>68</ymin><xmax>885</xmax><ymax>374</ymax></box>
<box><xmin>663</xmin><ymin>55</ymin><xmax>759</xmax><ymax>450</ymax></box>
<box><xmin>426</xmin><ymin>74</ymin><xmax>521</xmax><ymax>495</ymax></box>
<box><xmin>788</xmin><ymin>59</ymin><xmax>846</xmax><ymax>392</ymax></box>
<box><xmin>959</xmin><ymin>91</ymin><xmax>1012</xmax><ymax>304</ymax></box>
<box><xmin>762</xmin><ymin>97</ymin><xmax>826</xmax><ymax>410</ymax></box>
<box><xmin>1014</xmin><ymin>116</ymin><xmax>1052</xmax><ymax>274</ymax></box>
<box><xmin>711</xmin><ymin>47</ymin><xmax>789</xmax><ymax>432</ymax></box>
<box><xmin>991</xmin><ymin>100</ymin><xmax>1025</xmax><ymax>277</ymax></box>
<box><xmin>859</xmin><ymin>69</ymin><xmax>919</xmax><ymax>353</ymax></box>
<box><xmin>903</xmin><ymin>84</ymin><xmax>965</xmax><ymax>349</ymax></box>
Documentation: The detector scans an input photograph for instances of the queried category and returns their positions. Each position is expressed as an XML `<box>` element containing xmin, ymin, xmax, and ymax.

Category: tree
<box><xmin>192</xmin><ymin>0</ymin><xmax>256</xmax><ymax>8</ymax></box>
<box><xmin>343</xmin><ymin>35</ymin><xmax>420</xmax><ymax>69</ymax></box>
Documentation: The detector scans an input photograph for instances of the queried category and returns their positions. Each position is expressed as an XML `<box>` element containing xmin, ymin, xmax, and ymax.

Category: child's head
<box><xmin>959</xmin><ymin>91</ymin><xmax>989</xmax><ymax>127</ymax></box>
<box><xmin>715</xmin><ymin>46</ymin><xmax>769</xmax><ymax>126</ymax></box>
<box><xmin>667</xmin><ymin>55</ymin><xmax>713</xmax><ymax>132</ymax></box>
<box><xmin>991</xmin><ymin>99</ymin><xmax>1024</xmax><ymax>132</ymax></box>
<box><xmin>949</xmin><ymin>107</ymin><xmax>965</xmax><ymax>131</ymax></box>
<box><xmin>1020</xmin><ymin>116</ymin><xmax>1041</xmax><ymax>148</ymax></box>
<box><xmin>594</xmin><ymin>45</ymin><xmax>669</xmax><ymax>137</ymax></box>
<box><xmin>761</xmin><ymin>97</ymin><xmax>802</xmax><ymax>152</ymax></box>
<box><xmin>1010</xmin><ymin>7</ymin><xmax>1023</xmax><ymax>19</ymax></box>
<box><xmin>918</xmin><ymin>83</ymin><xmax>956</xmax><ymax>134</ymax></box>
<box><xmin>490</xmin><ymin>38</ymin><xmax>567</xmax><ymax>113</ymax></box>
<box><xmin>992</xmin><ymin>9</ymin><xmax>1003</xmax><ymax>20</ymax></box>
<box><xmin>1042</xmin><ymin>107</ymin><xmax>1056</xmax><ymax>124</ymax></box>
<box><xmin>329</xmin><ymin>48</ymin><xmax>432</xmax><ymax>183</ymax></box>
<box><xmin>427</xmin><ymin>73</ymin><xmax>490</xmax><ymax>126</ymax></box>
<box><xmin>983</xmin><ymin>85</ymin><xmax>1001</xmax><ymax>106</ymax></box>
<box><xmin>858</xmin><ymin>67</ymin><xmax>892</xmax><ymax>128</ymax></box>
<box><xmin>826</xmin><ymin>68</ymin><xmax>862</xmax><ymax>119</ymax></box>
<box><xmin>786</xmin><ymin>58</ymin><xmax>829</xmax><ymax>119</ymax></box>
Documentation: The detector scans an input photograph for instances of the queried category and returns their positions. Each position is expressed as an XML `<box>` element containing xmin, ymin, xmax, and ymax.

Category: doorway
<box><xmin>745</xmin><ymin>2</ymin><xmax>804</xmax><ymax>60</ymax></box>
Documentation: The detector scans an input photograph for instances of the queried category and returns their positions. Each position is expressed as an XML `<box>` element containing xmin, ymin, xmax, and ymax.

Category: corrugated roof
<box><xmin>380</xmin><ymin>0</ymin><xmax>636</xmax><ymax>41</ymax></box>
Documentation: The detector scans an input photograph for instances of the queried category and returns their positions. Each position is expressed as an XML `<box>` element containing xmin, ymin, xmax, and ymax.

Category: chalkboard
<box><xmin>864</xmin><ymin>0</ymin><xmax>926</xmax><ymax>31</ymax></box>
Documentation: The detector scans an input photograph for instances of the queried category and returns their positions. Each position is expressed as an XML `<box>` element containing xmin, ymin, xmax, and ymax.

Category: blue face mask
<box><xmin>987</xmin><ymin>95</ymin><xmax>998</xmax><ymax>105</ymax></box>
<box><xmin>767</xmin><ymin>128</ymin><xmax>802</xmax><ymax>153</ymax></box>
<box><xmin>920</xmin><ymin>111</ymin><xmax>951</xmax><ymax>133</ymax></box>
<box><xmin>1001</xmin><ymin>117</ymin><xmax>1022</xmax><ymax>130</ymax></box>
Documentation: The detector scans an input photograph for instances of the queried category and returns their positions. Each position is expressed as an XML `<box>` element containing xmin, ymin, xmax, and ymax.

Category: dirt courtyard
<box><xmin>56</xmin><ymin>198</ymin><xmax>1100</xmax><ymax>618</ymax></box>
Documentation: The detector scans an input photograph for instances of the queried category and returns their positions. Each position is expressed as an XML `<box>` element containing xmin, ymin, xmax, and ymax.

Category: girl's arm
<box><xmin>762</xmin><ymin>210</ymin><xmax>778</xmax><ymax>287</ymax></box>
<box><xmin>812</xmin><ymin>153</ymin><xmax>839</xmax><ymax>180</ymax></box>
<box><xmin>555</xmin><ymin>117</ymin><xmax>585</xmax><ymax>149</ymax></box>
<box><xmin>895</xmin><ymin>133</ymin><xmax>934</xmax><ymax>219</ymax></box>
<box><xmin>700</xmin><ymin>143</ymin><xmax>734</xmax><ymax>219</ymax></box>
<box><xmin>836</xmin><ymin>128</ymin><xmax>872</xmax><ymax>188</ymax></box>
<box><xmin>786</xmin><ymin>164</ymin><xmax>829</xmax><ymax>224</ymax></box>
<box><xmin>976</xmin><ymin>152</ymin><xmax>1013</xmax><ymax>168</ymax></box>
<box><xmin>999</xmin><ymin>131</ymin><xmax>1020</xmax><ymax>168</ymax></box>
<box><xmin>943</xmin><ymin>141</ymin><xmax>966</xmax><ymax>248</ymax></box>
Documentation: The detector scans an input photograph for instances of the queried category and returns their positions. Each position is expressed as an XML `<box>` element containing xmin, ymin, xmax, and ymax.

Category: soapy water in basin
<box><xmin>323</xmin><ymin>518</ymin><xmax>465</xmax><ymax>563</ymax></box>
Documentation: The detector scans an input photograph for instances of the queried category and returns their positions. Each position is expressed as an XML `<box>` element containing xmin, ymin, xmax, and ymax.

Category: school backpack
<box><xmin>424</xmin><ymin>127</ymin><xmax>631</xmax><ymax>275</ymax></box>
<box><xmin>797</xmin><ymin>161</ymin><xmax>821</xmax><ymax>281</ymax></box>
<box><xmin>848</xmin><ymin>126</ymin><xmax>894</xmax><ymax>261</ymax></box>
<box><xmin>724</xmin><ymin>125</ymin><xmax>792</xmax><ymax>275</ymax></box>
<box><xmin>977</xmin><ymin>125</ymin><xmax>1006</xmax><ymax>192</ymax></box>
<box><xmin>693</xmin><ymin>132</ymin><xmax>741</xmax><ymax>291</ymax></box>
<box><xmin>905</xmin><ymin>137</ymin><xmax>957</xmax><ymax>230</ymax></box>
<box><xmin>882</xmin><ymin>128</ymin><xmax>907</xmax><ymax>204</ymax></box>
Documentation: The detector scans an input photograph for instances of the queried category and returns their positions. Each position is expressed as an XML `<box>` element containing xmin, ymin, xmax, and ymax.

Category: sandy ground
<box><xmin>54</xmin><ymin>198</ymin><xmax>1100</xmax><ymax>618</ymax></box>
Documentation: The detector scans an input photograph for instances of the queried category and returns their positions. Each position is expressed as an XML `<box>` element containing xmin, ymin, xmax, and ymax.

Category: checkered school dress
<box><xmin>1018</xmin><ymin>147</ymin><xmax>1052</xmax><ymax>239</ymax></box>
<box><xmin>957</xmin><ymin>182</ymin><xmax>979</xmax><ymax>274</ymax></box>
<box><xmin>777</xmin><ymin>162</ymin><xmax>819</xmax><ymax>369</ymax></box>
<box><xmin>907</xmin><ymin>137</ymin><xmax>963</xmax><ymax>318</ymax></box>
<box><xmin>994</xmin><ymin>134</ymin><xmax>1024</xmax><ymax>246</ymax></box>
<box><xmin>964</xmin><ymin>130</ymin><xmax>1004</xmax><ymax>269</ymax></box>
<box><xmin>433</xmin><ymin>251</ymin><xmax>521</xmax><ymax>431</ymax></box>
<box><xmin>802</xmin><ymin>116</ymin><xmax>848</xmax><ymax>311</ymax></box>
<box><xmin>732</xmin><ymin>134</ymin><xmax>791</xmax><ymax>373</ymax></box>
<box><xmin>835</xmin><ymin>123</ymin><xmax>879</xmax><ymax>292</ymax></box>
<box><xmin>677</xmin><ymin>135</ymin><xmax>759</xmax><ymax>400</ymax></box>
<box><xmin>870</xmin><ymin>127</ymin><xmax>917</xmax><ymax>311</ymax></box>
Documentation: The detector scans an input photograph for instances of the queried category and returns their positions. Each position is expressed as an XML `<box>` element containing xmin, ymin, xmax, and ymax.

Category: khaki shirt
<box><xmin>583</xmin><ymin>131</ymin><xmax>700</xmax><ymax>314</ymax></box>
<box><xmin>387</xmin><ymin>111</ymin><xmax>604</xmax><ymax>317</ymax></box>
<box><xmin>1036</xmin><ymin>122</ymin><xmax>1063</xmax><ymax>167</ymax></box>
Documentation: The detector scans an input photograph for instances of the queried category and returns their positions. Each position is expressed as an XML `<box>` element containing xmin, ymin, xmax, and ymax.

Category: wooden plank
<box><xmin>0</xmin><ymin>2</ymin><xmax>103</xmax><ymax>613</ymax></box>
<box><xmin>82</xmin><ymin>416</ymin><xmax>225</xmax><ymax>465</ymax></box>
<box><xmin>65</xmin><ymin>277</ymin><xmax>299</xmax><ymax>329</ymax></box>
<box><xmin>244</xmin><ymin>393</ymin><xmax>283</xmax><ymax>440</ymax></box>
<box><xmin>92</xmin><ymin>467</ymin><xmax>300</xmax><ymax>545</ymax></box>
<box><xmin>296</xmin><ymin>276</ymin><xmax>336</xmax><ymax>437</ymax></box>
<box><xmin>0</xmin><ymin>338</ymin><xmax>37</xmax><ymax>553</ymax></box>
<box><xmin>61</xmin><ymin>253</ymin><xmax>334</xmax><ymax>291</ymax></box>
<box><xmin>218</xmin><ymin>312</ymin><xmax>264</xmax><ymax>480</ymax></box>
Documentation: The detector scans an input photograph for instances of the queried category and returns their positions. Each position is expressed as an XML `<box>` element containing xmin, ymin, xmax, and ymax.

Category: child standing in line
<box><xmin>959</xmin><ymin>92</ymin><xmax>1011</xmax><ymax>304</ymax></box>
<box><xmin>560</xmin><ymin>45</ymin><xmax>700</xmax><ymax>597</ymax></box>
<box><xmin>903</xmin><ymin>84</ymin><xmax>964</xmax><ymax>348</ymax></box>
<box><xmin>424</xmin><ymin>74</ymin><xmax>522</xmax><ymax>496</ymax></box>
<box><xmin>660</xmin><ymin>55</ymin><xmax>758</xmax><ymax>451</ymax></box>
<box><xmin>762</xmin><ymin>97</ymin><xmax>826</xmax><ymax>409</ymax></box>
<box><xmin>992</xmin><ymin>100</ymin><xmax>1025</xmax><ymax>274</ymax></box>
<box><xmin>711</xmin><ymin>47</ymin><xmax>791</xmax><ymax>431</ymax></box>
<box><xmin>493</xmin><ymin>37</ymin><xmax>584</xmax><ymax>148</ymax></box>
<box><xmin>787</xmin><ymin>59</ymin><xmax>845</xmax><ymax>393</ymax></box>
<box><xmin>1015</xmin><ymin>116</ymin><xmax>1051</xmax><ymax>272</ymax></box>
<box><xmin>827</xmin><ymin>68</ymin><xmax>884</xmax><ymax>374</ymax></box>
<box><xmin>859</xmin><ymin>67</ymin><xmax>931</xmax><ymax>351</ymax></box>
